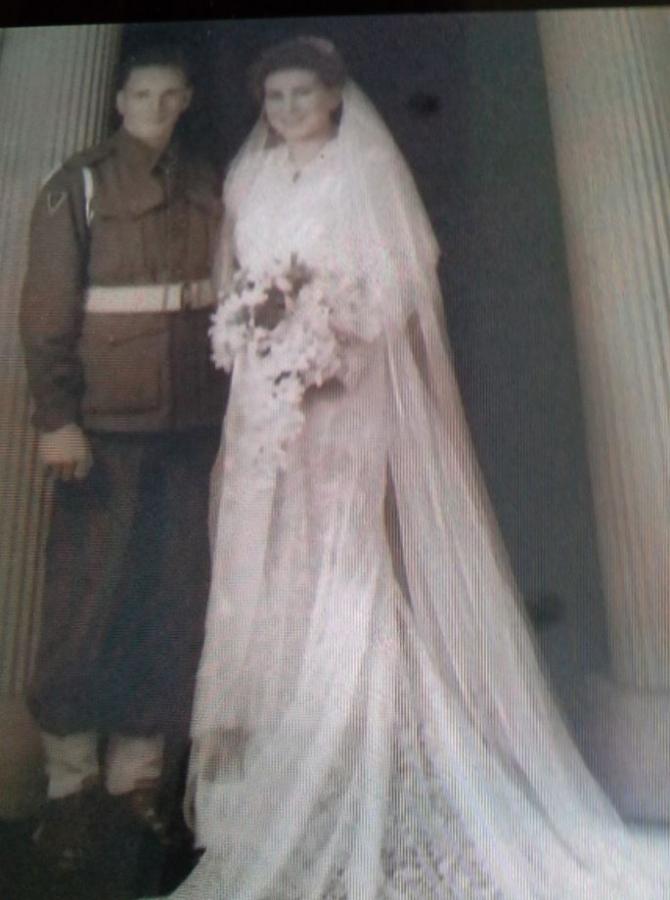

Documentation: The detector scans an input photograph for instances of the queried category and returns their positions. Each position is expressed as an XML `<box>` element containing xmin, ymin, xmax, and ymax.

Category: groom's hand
<box><xmin>38</xmin><ymin>423</ymin><xmax>93</xmax><ymax>481</ymax></box>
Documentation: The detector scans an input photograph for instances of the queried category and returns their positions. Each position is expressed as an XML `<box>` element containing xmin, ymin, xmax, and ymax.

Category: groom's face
<box><xmin>263</xmin><ymin>68</ymin><xmax>341</xmax><ymax>146</ymax></box>
<box><xmin>116</xmin><ymin>65</ymin><xmax>192</xmax><ymax>151</ymax></box>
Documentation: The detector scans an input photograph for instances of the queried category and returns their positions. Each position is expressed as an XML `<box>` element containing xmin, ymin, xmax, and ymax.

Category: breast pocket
<box><xmin>79</xmin><ymin>313</ymin><xmax>169</xmax><ymax>415</ymax></box>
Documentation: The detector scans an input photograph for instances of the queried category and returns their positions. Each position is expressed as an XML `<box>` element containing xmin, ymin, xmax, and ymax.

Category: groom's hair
<box><xmin>249</xmin><ymin>36</ymin><xmax>348</xmax><ymax>102</ymax></box>
<box><xmin>116</xmin><ymin>43</ymin><xmax>193</xmax><ymax>91</ymax></box>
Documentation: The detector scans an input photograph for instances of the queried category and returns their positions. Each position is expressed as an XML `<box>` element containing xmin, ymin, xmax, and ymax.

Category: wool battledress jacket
<box><xmin>21</xmin><ymin>127</ymin><xmax>226</xmax><ymax>434</ymax></box>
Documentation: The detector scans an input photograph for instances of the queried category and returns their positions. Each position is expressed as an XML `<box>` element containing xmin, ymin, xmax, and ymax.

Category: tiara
<box><xmin>297</xmin><ymin>36</ymin><xmax>337</xmax><ymax>56</ymax></box>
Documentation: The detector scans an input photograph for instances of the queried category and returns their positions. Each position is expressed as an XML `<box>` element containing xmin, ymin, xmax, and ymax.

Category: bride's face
<box><xmin>263</xmin><ymin>68</ymin><xmax>341</xmax><ymax>146</ymax></box>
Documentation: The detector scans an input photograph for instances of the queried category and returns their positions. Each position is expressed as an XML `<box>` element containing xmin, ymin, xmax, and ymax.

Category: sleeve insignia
<box><xmin>47</xmin><ymin>191</ymin><xmax>67</xmax><ymax>215</ymax></box>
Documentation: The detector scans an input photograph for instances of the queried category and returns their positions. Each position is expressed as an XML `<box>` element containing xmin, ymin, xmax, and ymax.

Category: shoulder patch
<box><xmin>46</xmin><ymin>190</ymin><xmax>67</xmax><ymax>215</ymax></box>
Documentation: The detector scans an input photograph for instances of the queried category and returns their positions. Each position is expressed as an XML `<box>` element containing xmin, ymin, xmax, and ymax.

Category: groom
<box><xmin>20</xmin><ymin>43</ymin><xmax>226</xmax><ymax>868</ymax></box>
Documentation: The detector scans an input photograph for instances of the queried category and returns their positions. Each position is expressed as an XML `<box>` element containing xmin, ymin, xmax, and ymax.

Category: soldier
<box><xmin>20</xmin><ymin>44</ymin><xmax>227</xmax><ymax>868</ymax></box>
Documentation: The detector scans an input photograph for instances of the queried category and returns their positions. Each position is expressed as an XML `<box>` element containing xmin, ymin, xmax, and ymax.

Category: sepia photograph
<box><xmin>1</xmin><ymin>9</ymin><xmax>669</xmax><ymax>899</ymax></box>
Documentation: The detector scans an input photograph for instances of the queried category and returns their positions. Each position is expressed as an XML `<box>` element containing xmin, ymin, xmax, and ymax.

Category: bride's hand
<box><xmin>304</xmin><ymin>377</ymin><xmax>346</xmax><ymax>401</ymax></box>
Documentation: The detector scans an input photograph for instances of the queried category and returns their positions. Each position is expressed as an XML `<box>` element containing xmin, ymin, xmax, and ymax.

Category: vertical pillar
<box><xmin>538</xmin><ymin>8</ymin><xmax>670</xmax><ymax>819</ymax></box>
<box><xmin>0</xmin><ymin>25</ymin><xmax>121</xmax><ymax>698</ymax></box>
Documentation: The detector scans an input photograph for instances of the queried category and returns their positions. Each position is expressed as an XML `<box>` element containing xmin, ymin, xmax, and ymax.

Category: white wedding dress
<box><xmin>162</xmin><ymin>84</ymin><xmax>670</xmax><ymax>899</ymax></box>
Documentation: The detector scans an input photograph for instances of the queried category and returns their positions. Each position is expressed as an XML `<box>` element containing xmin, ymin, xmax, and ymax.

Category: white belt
<box><xmin>84</xmin><ymin>280</ymin><xmax>215</xmax><ymax>314</ymax></box>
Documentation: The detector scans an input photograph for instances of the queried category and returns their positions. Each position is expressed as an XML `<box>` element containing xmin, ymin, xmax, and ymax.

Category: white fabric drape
<box><xmin>163</xmin><ymin>83</ymin><xmax>670</xmax><ymax>899</ymax></box>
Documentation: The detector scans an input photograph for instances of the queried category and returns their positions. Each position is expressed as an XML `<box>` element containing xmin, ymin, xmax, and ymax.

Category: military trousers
<box><xmin>28</xmin><ymin>427</ymin><xmax>220</xmax><ymax>741</ymax></box>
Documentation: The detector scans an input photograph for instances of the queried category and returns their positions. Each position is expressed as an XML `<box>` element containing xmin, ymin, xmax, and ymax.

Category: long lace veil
<box><xmin>182</xmin><ymin>81</ymin><xmax>669</xmax><ymax>899</ymax></box>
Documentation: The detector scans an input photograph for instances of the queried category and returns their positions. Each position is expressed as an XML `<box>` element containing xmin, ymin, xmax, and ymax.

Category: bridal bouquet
<box><xmin>210</xmin><ymin>254</ymin><xmax>381</xmax><ymax>472</ymax></box>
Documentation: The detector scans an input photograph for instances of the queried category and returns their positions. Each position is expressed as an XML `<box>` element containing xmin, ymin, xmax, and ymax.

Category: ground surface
<box><xmin>0</xmin><ymin>809</ymin><xmax>197</xmax><ymax>900</ymax></box>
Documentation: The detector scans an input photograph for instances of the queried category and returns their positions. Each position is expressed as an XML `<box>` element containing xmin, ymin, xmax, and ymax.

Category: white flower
<box><xmin>211</xmin><ymin>256</ymin><xmax>383</xmax><ymax>475</ymax></box>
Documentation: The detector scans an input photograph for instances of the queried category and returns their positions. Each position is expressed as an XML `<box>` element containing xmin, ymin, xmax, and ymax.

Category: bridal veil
<box><xmin>168</xmin><ymin>80</ymin><xmax>669</xmax><ymax>899</ymax></box>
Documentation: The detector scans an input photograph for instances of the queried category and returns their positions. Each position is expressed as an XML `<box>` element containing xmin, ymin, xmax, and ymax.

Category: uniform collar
<box><xmin>114</xmin><ymin>127</ymin><xmax>178</xmax><ymax>174</ymax></box>
<box><xmin>89</xmin><ymin>129</ymin><xmax>179</xmax><ymax>218</ymax></box>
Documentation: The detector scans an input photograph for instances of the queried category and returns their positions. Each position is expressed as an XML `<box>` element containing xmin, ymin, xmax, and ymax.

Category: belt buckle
<box><xmin>180</xmin><ymin>282</ymin><xmax>193</xmax><ymax>311</ymax></box>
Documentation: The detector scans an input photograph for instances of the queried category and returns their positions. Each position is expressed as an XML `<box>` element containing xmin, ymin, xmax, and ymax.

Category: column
<box><xmin>0</xmin><ymin>25</ymin><xmax>120</xmax><ymax>817</ymax></box>
<box><xmin>538</xmin><ymin>8</ymin><xmax>670</xmax><ymax>820</ymax></box>
<box><xmin>0</xmin><ymin>25</ymin><xmax>121</xmax><ymax>697</ymax></box>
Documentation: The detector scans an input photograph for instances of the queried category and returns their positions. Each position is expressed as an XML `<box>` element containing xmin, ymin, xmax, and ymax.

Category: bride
<box><xmin>161</xmin><ymin>36</ymin><xmax>669</xmax><ymax>899</ymax></box>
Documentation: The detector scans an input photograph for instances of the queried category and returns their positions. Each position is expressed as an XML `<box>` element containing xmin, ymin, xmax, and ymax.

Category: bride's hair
<box><xmin>248</xmin><ymin>36</ymin><xmax>348</xmax><ymax>102</ymax></box>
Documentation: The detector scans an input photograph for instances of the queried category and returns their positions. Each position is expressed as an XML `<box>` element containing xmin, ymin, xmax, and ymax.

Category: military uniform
<box><xmin>20</xmin><ymin>128</ymin><xmax>227</xmax><ymax>781</ymax></box>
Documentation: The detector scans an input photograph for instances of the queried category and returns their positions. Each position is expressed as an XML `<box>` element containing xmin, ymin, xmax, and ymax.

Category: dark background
<box><xmin>121</xmin><ymin>13</ymin><xmax>610</xmax><ymax>712</ymax></box>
